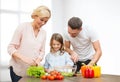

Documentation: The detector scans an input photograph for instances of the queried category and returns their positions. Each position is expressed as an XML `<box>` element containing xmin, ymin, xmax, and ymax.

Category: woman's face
<box><xmin>34</xmin><ymin>16</ymin><xmax>49</xmax><ymax>29</ymax></box>
<box><xmin>52</xmin><ymin>40</ymin><xmax>62</xmax><ymax>52</ymax></box>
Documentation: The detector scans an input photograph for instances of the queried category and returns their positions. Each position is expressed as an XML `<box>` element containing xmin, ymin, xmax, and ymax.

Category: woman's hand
<box><xmin>33</xmin><ymin>57</ymin><xmax>43</xmax><ymax>66</ymax></box>
<box><xmin>12</xmin><ymin>52</ymin><xmax>37</xmax><ymax>66</ymax></box>
<box><xmin>22</xmin><ymin>57</ymin><xmax>37</xmax><ymax>66</ymax></box>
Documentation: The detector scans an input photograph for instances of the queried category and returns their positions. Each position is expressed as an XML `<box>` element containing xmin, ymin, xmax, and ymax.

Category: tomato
<box><xmin>50</xmin><ymin>72</ymin><xmax>55</xmax><ymax>76</ymax></box>
<box><xmin>54</xmin><ymin>71</ymin><xmax>59</xmax><ymax>74</ymax></box>
<box><xmin>49</xmin><ymin>76</ymin><xmax>55</xmax><ymax>80</ymax></box>
<box><xmin>56</xmin><ymin>75</ymin><xmax>59</xmax><ymax>80</ymax></box>
<box><xmin>52</xmin><ymin>74</ymin><xmax>57</xmax><ymax>79</ymax></box>
<box><xmin>56</xmin><ymin>75</ymin><xmax>64</xmax><ymax>80</ymax></box>
<box><xmin>47</xmin><ymin>75</ymin><xmax>51</xmax><ymax>79</ymax></box>
<box><xmin>56</xmin><ymin>72</ymin><xmax>61</xmax><ymax>76</ymax></box>
<box><xmin>41</xmin><ymin>75</ymin><xmax>47</xmax><ymax>80</ymax></box>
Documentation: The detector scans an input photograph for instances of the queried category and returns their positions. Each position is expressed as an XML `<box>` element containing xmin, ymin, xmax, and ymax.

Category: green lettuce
<box><xmin>26</xmin><ymin>66</ymin><xmax>45</xmax><ymax>78</ymax></box>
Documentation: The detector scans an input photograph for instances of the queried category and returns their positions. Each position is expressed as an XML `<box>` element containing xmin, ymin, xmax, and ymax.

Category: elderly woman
<box><xmin>7</xmin><ymin>5</ymin><xmax>51</xmax><ymax>82</ymax></box>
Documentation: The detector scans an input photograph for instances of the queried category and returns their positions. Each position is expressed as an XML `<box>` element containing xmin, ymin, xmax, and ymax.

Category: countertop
<box><xmin>19</xmin><ymin>74</ymin><xmax>120</xmax><ymax>82</ymax></box>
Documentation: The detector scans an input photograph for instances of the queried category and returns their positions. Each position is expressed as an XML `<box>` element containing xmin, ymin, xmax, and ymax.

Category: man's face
<box><xmin>68</xmin><ymin>26</ymin><xmax>81</xmax><ymax>37</ymax></box>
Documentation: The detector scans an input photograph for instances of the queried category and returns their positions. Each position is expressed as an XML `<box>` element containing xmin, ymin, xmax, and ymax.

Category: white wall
<box><xmin>51</xmin><ymin>0</ymin><xmax>64</xmax><ymax>34</ymax></box>
<box><xmin>51</xmin><ymin>0</ymin><xmax>120</xmax><ymax>75</ymax></box>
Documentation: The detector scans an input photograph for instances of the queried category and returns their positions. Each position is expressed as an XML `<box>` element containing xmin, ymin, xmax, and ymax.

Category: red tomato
<box><xmin>56</xmin><ymin>75</ymin><xmax>59</xmax><ymax>80</ymax></box>
<box><xmin>53</xmin><ymin>74</ymin><xmax>57</xmax><ymax>80</ymax></box>
<box><xmin>54</xmin><ymin>71</ymin><xmax>59</xmax><ymax>74</ymax></box>
<box><xmin>57</xmin><ymin>75</ymin><xmax>64</xmax><ymax>80</ymax></box>
<box><xmin>56</xmin><ymin>72</ymin><xmax>61</xmax><ymax>76</ymax></box>
<box><xmin>47</xmin><ymin>75</ymin><xmax>51</xmax><ymax>79</ymax></box>
<box><xmin>50</xmin><ymin>72</ymin><xmax>55</xmax><ymax>76</ymax></box>
<box><xmin>49</xmin><ymin>76</ymin><xmax>55</xmax><ymax>80</ymax></box>
<box><xmin>41</xmin><ymin>75</ymin><xmax>47</xmax><ymax>80</ymax></box>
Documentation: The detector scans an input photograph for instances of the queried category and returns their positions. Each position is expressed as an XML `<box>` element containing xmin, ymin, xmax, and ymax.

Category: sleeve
<box><xmin>63</xmin><ymin>29</ymin><xmax>70</xmax><ymax>41</ymax></box>
<box><xmin>44</xmin><ymin>54</ymin><xmax>50</xmax><ymax>69</ymax></box>
<box><xmin>87</xmin><ymin>26</ymin><xmax>99</xmax><ymax>42</ymax></box>
<box><xmin>65</xmin><ymin>52</ymin><xmax>74</xmax><ymax>66</ymax></box>
<box><xmin>7</xmin><ymin>24</ymin><xmax>23</xmax><ymax>56</ymax></box>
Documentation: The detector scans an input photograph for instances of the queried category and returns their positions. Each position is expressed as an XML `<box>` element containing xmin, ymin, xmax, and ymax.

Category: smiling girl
<box><xmin>44</xmin><ymin>33</ymin><xmax>74</xmax><ymax>73</ymax></box>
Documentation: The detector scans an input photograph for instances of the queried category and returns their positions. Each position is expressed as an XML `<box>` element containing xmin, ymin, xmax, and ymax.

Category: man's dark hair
<box><xmin>68</xmin><ymin>17</ymin><xmax>83</xmax><ymax>29</ymax></box>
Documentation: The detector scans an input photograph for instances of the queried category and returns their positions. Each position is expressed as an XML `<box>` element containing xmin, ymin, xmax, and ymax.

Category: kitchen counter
<box><xmin>19</xmin><ymin>74</ymin><xmax>120</xmax><ymax>82</ymax></box>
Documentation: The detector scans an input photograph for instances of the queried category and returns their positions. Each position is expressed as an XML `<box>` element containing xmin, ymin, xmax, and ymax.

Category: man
<box><xmin>64</xmin><ymin>17</ymin><xmax>102</xmax><ymax>72</ymax></box>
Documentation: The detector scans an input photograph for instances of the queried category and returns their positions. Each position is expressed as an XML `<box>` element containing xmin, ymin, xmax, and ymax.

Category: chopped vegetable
<box><xmin>61</xmin><ymin>72</ymin><xmax>74</xmax><ymax>77</ymax></box>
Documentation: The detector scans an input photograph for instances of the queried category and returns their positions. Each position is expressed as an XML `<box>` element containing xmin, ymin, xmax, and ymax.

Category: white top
<box><xmin>7</xmin><ymin>22</ymin><xmax>46</xmax><ymax>76</ymax></box>
<box><xmin>64</xmin><ymin>25</ymin><xmax>99</xmax><ymax>61</ymax></box>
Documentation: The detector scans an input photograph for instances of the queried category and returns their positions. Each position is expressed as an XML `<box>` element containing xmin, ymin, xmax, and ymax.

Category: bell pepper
<box><xmin>93</xmin><ymin>65</ymin><xmax>101</xmax><ymax>78</ymax></box>
<box><xmin>81</xmin><ymin>65</ymin><xmax>86</xmax><ymax>77</ymax></box>
<box><xmin>81</xmin><ymin>63</ymin><xmax>101</xmax><ymax>78</ymax></box>
<box><xmin>84</xmin><ymin>66</ymin><xmax>94</xmax><ymax>78</ymax></box>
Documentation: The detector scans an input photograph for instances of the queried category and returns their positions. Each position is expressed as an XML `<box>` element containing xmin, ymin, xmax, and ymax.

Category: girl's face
<box><xmin>52</xmin><ymin>40</ymin><xmax>62</xmax><ymax>52</ymax></box>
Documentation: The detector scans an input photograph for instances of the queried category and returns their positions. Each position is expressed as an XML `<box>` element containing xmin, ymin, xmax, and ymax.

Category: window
<box><xmin>0</xmin><ymin>0</ymin><xmax>52</xmax><ymax>66</ymax></box>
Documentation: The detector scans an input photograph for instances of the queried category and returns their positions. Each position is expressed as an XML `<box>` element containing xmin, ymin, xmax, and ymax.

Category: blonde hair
<box><xmin>31</xmin><ymin>5</ymin><xmax>51</xmax><ymax>18</ymax></box>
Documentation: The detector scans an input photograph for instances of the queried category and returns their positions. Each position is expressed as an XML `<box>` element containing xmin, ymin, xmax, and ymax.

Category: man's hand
<box><xmin>88</xmin><ymin>60</ymin><xmax>95</xmax><ymax>66</ymax></box>
<box><xmin>71</xmin><ymin>51</ymin><xmax>79</xmax><ymax>63</ymax></box>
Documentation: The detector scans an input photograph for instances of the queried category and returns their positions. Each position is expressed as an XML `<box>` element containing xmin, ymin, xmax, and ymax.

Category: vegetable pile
<box><xmin>26</xmin><ymin>66</ymin><xmax>45</xmax><ymax>78</ymax></box>
<box><xmin>81</xmin><ymin>65</ymin><xmax>101</xmax><ymax>78</ymax></box>
<box><xmin>41</xmin><ymin>70</ymin><xmax>64</xmax><ymax>80</ymax></box>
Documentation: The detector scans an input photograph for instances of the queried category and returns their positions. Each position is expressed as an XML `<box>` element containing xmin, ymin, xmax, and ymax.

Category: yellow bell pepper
<box><xmin>93</xmin><ymin>65</ymin><xmax>101</xmax><ymax>78</ymax></box>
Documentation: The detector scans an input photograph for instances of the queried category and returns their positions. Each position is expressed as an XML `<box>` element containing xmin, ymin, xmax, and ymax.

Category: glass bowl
<box><xmin>54</xmin><ymin>66</ymin><xmax>77</xmax><ymax>77</ymax></box>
